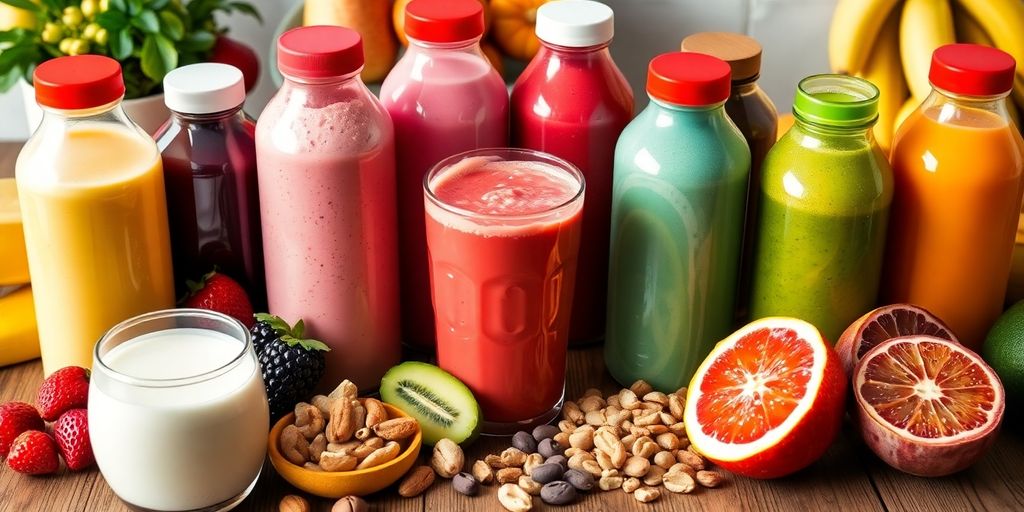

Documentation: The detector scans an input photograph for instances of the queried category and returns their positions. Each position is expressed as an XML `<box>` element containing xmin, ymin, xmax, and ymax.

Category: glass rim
<box><xmin>93</xmin><ymin>308</ymin><xmax>252</xmax><ymax>389</ymax></box>
<box><xmin>423</xmin><ymin>147</ymin><xmax>586</xmax><ymax>223</ymax></box>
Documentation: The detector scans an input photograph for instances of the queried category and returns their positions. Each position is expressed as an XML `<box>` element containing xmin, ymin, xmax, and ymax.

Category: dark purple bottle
<box><xmin>155</xmin><ymin>63</ymin><xmax>265</xmax><ymax>308</ymax></box>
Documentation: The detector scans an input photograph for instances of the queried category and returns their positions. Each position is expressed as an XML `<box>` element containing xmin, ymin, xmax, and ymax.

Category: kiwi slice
<box><xmin>380</xmin><ymin>361</ymin><xmax>481</xmax><ymax>446</ymax></box>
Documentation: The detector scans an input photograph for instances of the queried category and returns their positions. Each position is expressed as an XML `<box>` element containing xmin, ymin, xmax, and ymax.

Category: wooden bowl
<box><xmin>267</xmin><ymin>401</ymin><xmax>421</xmax><ymax>498</ymax></box>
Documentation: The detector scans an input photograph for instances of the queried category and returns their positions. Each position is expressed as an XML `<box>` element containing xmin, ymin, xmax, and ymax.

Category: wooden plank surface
<box><xmin>1</xmin><ymin>139</ymin><xmax>1021</xmax><ymax>512</ymax></box>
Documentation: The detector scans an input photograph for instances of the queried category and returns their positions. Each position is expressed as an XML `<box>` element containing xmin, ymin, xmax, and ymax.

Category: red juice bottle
<box><xmin>510</xmin><ymin>0</ymin><xmax>633</xmax><ymax>345</ymax></box>
<box><xmin>155</xmin><ymin>63</ymin><xmax>265</xmax><ymax>308</ymax></box>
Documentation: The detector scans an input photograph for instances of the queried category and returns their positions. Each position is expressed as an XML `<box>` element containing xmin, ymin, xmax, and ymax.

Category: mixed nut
<box><xmin>278</xmin><ymin>380</ymin><xmax>419</xmax><ymax>472</ymax></box>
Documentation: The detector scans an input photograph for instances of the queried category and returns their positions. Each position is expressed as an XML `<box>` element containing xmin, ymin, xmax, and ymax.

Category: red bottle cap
<box><xmin>405</xmin><ymin>0</ymin><xmax>484</xmax><ymax>43</ymax></box>
<box><xmin>929</xmin><ymin>43</ymin><xmax>1016</xmax><ymax>96</ymax></box>
<box><xmin>277</xmin><ymin>25</ymin><xmax>364</xmax><ymax>79</ymax></box>
<box><xmin>646</xmin><ymin>52</ymin><xmax>732</xmax><ymax>106</ymax></box>
<box><xmin>33</xmin><ymin>55</ymin><xmax>125</xmax><ymax>110</ymax></box>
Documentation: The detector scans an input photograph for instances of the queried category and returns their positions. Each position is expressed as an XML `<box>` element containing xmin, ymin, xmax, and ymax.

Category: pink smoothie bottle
<box><xmin>510</xmin><ymin>0</ymin><xmax>633</xmax><ymax>345</ymax></box>
<box><xmin>380</xmin><ymin>0</ymin><xmax>509</xmax><ymax>351</ymax></box>
<box><xmin>256</xmin><ymin>26</ymin><xmax>401</xmax><ymax>391</ymax></box>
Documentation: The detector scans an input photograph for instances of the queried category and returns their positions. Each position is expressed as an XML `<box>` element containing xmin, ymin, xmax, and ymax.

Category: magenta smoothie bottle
<box><xmin>510</xmin><ymin>0</ymin><xmax>633</xmax><ymax>345</ymax></box>
<box><xmin>256</xmin><ymin>26</ymin><xmax>401</xmax><ymax>390</ymax></box>
<box><xmin>155</xmin><ymin>63</ymin><xmax>265</xmax><ymax>309</ymax></box>
<box><xmin>380</xmin><ymin>0</ymin><xmax>509</xmax><ymax>351</ymax></box>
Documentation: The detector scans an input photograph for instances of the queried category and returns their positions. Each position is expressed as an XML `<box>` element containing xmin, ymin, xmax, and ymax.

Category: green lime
<box><xmin>982</xmin><ymin>301</ymin><xmax>1024</xmax><ymax>405</ymax></box>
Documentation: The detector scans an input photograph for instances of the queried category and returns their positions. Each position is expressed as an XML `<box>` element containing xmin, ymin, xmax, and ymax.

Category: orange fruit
<box><xmin>490</xmin><ymin>0</ymin><xmax>546</xmax><ymax>61</ymax></box>
<box><xmin>836</xmin><ymin>304</ymin><xmax>957</xmax><ymax>376</ymax></box>
<box><xmin>853</xmin><ymin>335</ymin><xmax>1004</xmax><ymax>476</ymax></box>
<box><xmin>684</xmin><ymin>317</ymin><xmax>846</xmax><ymax>479</ymax></box>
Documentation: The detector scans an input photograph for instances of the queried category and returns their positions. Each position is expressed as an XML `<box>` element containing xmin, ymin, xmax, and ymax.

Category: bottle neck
<box><xmin>408</xmin><ymin>35</ymin><xmax>483</xmax><ymax>51</ymax></box>
<box><xmin>922</xmin><ymin>86</ymin><xmax>1014</xmax><ymax>122</ymax></box>
<box><xmin>648</xmin><ymin>97</ymin><xmax>727</xmax><ymax>115</ymax></box>
<box><xmin>731</xmin><ymin>78</ymin><xmax>761</xmax><ymax>94</ymax></box>
<box><xmin>792</xmin><ymin>114</ymin><xmax>875</xmax><ymax>141</ymax></box>
<box><xmin>282</xmin><ymin>69</ymin><xmax>363</xmax><ymax>87</ymax></box>
<box><xmin>539</xmin><ymin>39</ymin><xmax>611</xmax><ymax>54</ymax></box>
<box><xmin>170</xmin><ymin>104</ymin><xmax>245</xmax><ymax>124</ymax></box>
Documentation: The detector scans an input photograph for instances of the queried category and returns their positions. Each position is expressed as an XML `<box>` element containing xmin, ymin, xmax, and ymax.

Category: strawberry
<box><xmin>53</xmin><ymin>409</ymin><xmax>93</xmax><ymax>471</ymax></box>
<box><xmin>37</xmin><ymin>366</ymin><xmax>90</xmax><ymax>422</ymax></box>
<box><xmin>7</xmin><ymin>430</ymin><xmax>59</xmax><ymax>475</ymax></box>
<box><xmin>0</xmin><ymin>401</ymin><xmax>44</xmax><ymax>458</ymax></box>
<box><xmin>181</xmin><ymin>271</ymin><xmax>254</xmax><ymax>328</ymax></box>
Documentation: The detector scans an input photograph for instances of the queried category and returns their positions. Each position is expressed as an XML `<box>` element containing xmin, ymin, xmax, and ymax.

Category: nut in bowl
<box><xmin>268</xmin><ymin>398</ymin><xmax>422</xmax><ymax>497</ymax></box>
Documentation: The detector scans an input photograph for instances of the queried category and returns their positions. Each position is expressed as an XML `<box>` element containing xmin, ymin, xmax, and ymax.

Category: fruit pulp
<box><xmin>90</xmin><ymin>327</ymin><xmax>268</xmax><ymax>511</ymax></box>
<box><xmin>858</xmin><ymin>338</ymin><xmax>999</xmax><ymax>438</ymax></box>
<box><xmin>425</xmin><ymin>155</ymin><xmax>582</xmax><ymax>428</ymax></box>
<box><xmin>605</xmin><ymin>100</ymin><xmax>749</xmax><ymax>392</ymax></box>
<box><xmin>16</xmin><ymin>126</ymin><xmax>175</xmax><ymax>375</ymax></box>
<box><xmin>380</xmin><ymin>41</ymin><xmax>509</xmax><ymax>352</ymax></box>
<box><xmin>510</xmin><ymin>42</ymin><xmax>634</xmax><ymax>345</ymax></box>
<box><xmin>156</xmin><ymin>108</ymin><xmax>266</xmax><ymax>309</ymax></box>
<box><xmin>750</xmin><ymin>120</ymin><xmax>893</xmax><ymax>341</ymax></box>
<box><xmin>883</xmin><ymin>102</ymin><xmax>1024</xmax><ymax>348</ymax></box>
<box><xmin>257</xmin><ymin>79</ymin><xmax>401</xmax><ymax>392</ymax></box>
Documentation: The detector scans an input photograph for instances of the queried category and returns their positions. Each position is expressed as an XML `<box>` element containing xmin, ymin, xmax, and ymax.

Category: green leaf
<box><xmin>227</xmin><ymin>2</ymin><xmax>262</xmax><ymax>23</ymax></box>
<box><xmin>0</xmin><ymin>44</ymin><xmax>31</xmax><ymax>75</ymax></box>
<box><xmin>108</xmin><ymin>28</ymin><xmax>132</xmax><ymax>60</ymax></box>
<box><xmin>131</xmin><ymin>10</ymin><xmax>159</xmax><ymax>33</ymax></box>
<box><xmin>0</xmin><ymin>0</ymin><xmax>40</xmax><ymax>12</ymax></box>
<box><xmin>139</xmin><ymin>33</ymin><xmax>176</xmax><ymax>81</ymax></box>
<box><xmin>96</xmin><ymin>10</ymin><xmax>130</xmax><ymax>31</ymax></box>
<box><xmin>0</xmin><ymin>65</ymin><xmax>24</xmax><ymax>93</ymax></box>
<box><xmin>108</xmin><ymin>0</ymin><xmax>126</xmax><ymax>12</ymax></box>
<box><xmin>127</xmin><ymin>0</ymin><xmax>143</xmax><ymax>16</ymax></box>
<box><xmin>149</xmin><ymin>0</ymin><xmax>170</xmax><ymax>10</ymax></box>
<box><xmin>292</xmin><ymin>319</ymin><xmax>305</xmax><ymax>339</ymax></box>
<box><xmin>280</xmin><ymin>335</ymin><xmax>331</xmax><ymax>353</ymax></box>
<box><xmin>158</xmin><ymin>10</ymin><xmax>183</xmax><ymax>40</ymax></box>
<box><xmin>178</xmin><ymin>30</ymin><xmax>215</xmax><ymax>52</ymax></box>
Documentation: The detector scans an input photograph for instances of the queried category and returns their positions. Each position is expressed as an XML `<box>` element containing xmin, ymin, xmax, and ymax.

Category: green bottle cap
<box><xmin>793</xmin><ymin>74</ymin><xmax>879</xmax><ymax>128</ymax></box>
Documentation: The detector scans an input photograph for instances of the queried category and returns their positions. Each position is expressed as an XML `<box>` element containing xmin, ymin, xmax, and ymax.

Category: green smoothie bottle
<box><xmin>749</xmin><ymin>75</ymin><xmax>893</xmax><ymax>341</ymax></box>
<box><xmin>605</xmin><ymin>52</ymin><xmax>750</xmax><ymax>392</ymax></box>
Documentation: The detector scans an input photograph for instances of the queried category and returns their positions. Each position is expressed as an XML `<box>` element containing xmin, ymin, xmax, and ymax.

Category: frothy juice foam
<box><xmin>425</xmin><ymin>154</ymin><xmax>583</xmax><ymax>428</ymax></box>
<box><xmin>89</xmin><ymin>328</ymin><xmax>268</xmax><ymax>511</ymax></box>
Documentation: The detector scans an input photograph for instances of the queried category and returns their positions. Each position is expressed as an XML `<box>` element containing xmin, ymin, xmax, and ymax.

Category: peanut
<box><xmin>485</xmin><ymin>454</ymin><xmax>507</xmax><ymax>469</ymax></box>
<box><xmin>327</xmin><ymin>398</ymin><xmax>356</xmax><ymax>443</ymax></box>
<box><xmin>668</xmin><ymin>394</ymin><xmax>685</xmax><ymax>420</ymax></box>
<box><xmin>623</xmin><ymin>456</ymin><xmax>650</xmax><ymax>478</ymax></box>
<box><xmin>643</xmin><ymin>391</ymin><xmax>669</xmax><ymax>407</ymax></box>
<box><xmin>280</xmin><ymin>425</ymin><xmax>310</xmax><ymax>466</ymax></box>
<box><xmin>642</xmin><ymin>465</ymin><xmax>666</xmax><ymax>486</ymax></box>
<box><xmin>498</xmin><ymin>483</ymin><xmax>533</xmax><ymax>512</ymax></box>
<box><xmin>363</xmin><ymin>398</ymin><xmax>388</xmax><ymax>428</ymax></box>
<box><xmin>352</xmin><ymin>437</ymin><xmax>384</xmax><ymax>459</ymax></box>
<box><xmin>562</xmin><ymin>401</ymin><xmax>584</xmax><ymax>424</ymax></box>
<box><xmin>356</xmin><ymin>441</ymin><xmax>400</xmax><ymax>469</ymax></box>
<box><xmin>633</xmin><ymin>486</ymin><xmax>661</xmax><ymax>503</ymax></box>
<box><xmin>373</xmin><ymin>417</ymin><xmax>419</xmax><ymax>441</ymax></box>
<box><xmin>518</xmin><ymin>475</ymin><xmax>542</xmax><ymax>496</ymax></box>
<box><xmin>696</xmin><ymin>470</ymin><xmax>723</xmax><ymax>488</ymax></box>
<box><xmin>309</xmin><ymin>433</ymin><xmax>327</xmax><ymax>463</ymax></box>
<box><xmin>311</xmin><ymin>394</ymin><xmax>334</xmax><ymax>417</ymax></box>
<box><xmin>599</xmin><ymin>469</ymin><xmax>623</xmax><ymax>491</ymax></box>
<box><xmin>631</xmin><ymin>437</ymin><xmax>658</xmax><ymax>459</ymax></box>
<box><xmin>579</xmin><ymin>395</ymin><xmax>605</xmax><ymax>412</ymax></box>
<box><xmin>431</xmin><ymin>438</ymin><xmax>465</xmax><ymax>478</ymax></box>
<box><xmin>473</xmin><ymin>459</ymin><xmax>495</xmax><ymax>484</ymax></box>
<box><xmin>328</xmin><ymin>379</ymin><xmax>358</xmax><ymax>401</ymax></box>
<box><xmin>622</xmin><ymin>477</ymin><xmax>641</xmax><ymax>493</ymax></box>
<box><xmin>619</xmin><ymin>389</ymin><xmax>640</xmax><ymax>410</ymax></box>
<box><xmin>655</xmin><ymin>432</ymin><xmax>680</xmax><ymax>451</ymax></box>
<box><xmin>663</xmin><ymin>469</ymin><xmax>696</xmax><ymax>494</ymax></box>
<box><xmin>569</xmin><ymin>429</ymin><xmax>594</xmax><ymax>450</ymax></box>
<box><xmin>500</xmin><ymin>447</ymin><xmax>528</xmax><ymax>468</ymax></box>
<box><xmin>522</xmin><ymin>453</ymin><xmax>544</xmax><ymax>476</ymax></box>
<box><xmin>319</xmin><ymin>452</ymin><xmax>357</xmax><ymax>472</ymax></box>
<box><xmin>653</xmin><ymin>450</ymin><xmax>676</xmax><ymax>469</ymax></box>
<box><xmin>496</xmin><ymin>467</ymin><xmax>523</xmax><ymax>484</ymax></box>
<box><xmin>677</xmin><ymin>450</ymin><xmax>705</xmax><ymax>470</ymax></box>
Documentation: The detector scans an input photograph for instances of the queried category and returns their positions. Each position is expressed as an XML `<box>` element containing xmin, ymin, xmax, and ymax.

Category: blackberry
<box><xmin>250</xmin><ymin>313</ymin><xmax>330</xmax><ymax>421</ymax></box>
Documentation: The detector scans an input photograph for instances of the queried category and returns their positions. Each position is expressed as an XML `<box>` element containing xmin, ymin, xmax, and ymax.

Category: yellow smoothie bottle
<box><xmin>16</xmin><ymin>55</ymin><xmax>174</xmax><ymax>375</ymax></box>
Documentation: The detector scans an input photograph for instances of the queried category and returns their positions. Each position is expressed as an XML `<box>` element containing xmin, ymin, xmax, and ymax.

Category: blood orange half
<box><xmin>684</xmin><ymin>317</ymin><xmax>846</xmax><ymax>479</ymax></box>
<box><xmin>836</xmin><ymin>304</ymin><xmax>956</xmax><ymax>377</ymax></box>
<box><xmin>853</xmin><ymin>335</ymin><xmax>1004</xmax><ymax>477</ymax></box>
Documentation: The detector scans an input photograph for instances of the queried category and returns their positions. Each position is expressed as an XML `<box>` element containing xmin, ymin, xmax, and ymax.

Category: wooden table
<box><xmin>3</xmin><ymin>140</ymin><xmax>1024</xmax><ymax>511</ymax></box>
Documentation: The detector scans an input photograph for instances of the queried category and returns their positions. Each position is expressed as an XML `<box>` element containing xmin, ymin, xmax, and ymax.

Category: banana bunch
<box><xmin>829</xmin><ymin>0</ymin><xmax>1024</xmax><ymax>152</ymax></box>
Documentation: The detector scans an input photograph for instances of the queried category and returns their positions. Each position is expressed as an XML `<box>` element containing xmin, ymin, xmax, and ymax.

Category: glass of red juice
<box><xmin>424</xmin><ymin>148</ymin><xmax>584</xmax><ymax>434</ymax></box>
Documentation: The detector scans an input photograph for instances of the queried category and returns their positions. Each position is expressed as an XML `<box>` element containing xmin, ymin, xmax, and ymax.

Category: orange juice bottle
<box><xmin>883</xmin><ymin>44</ymin><xmax>1024</xmax><ymax>348</ymax></box>
<box><xmin>16</xmin><ymin>56</ymin><xmax>174</xmax><ymax>375</ymax></box>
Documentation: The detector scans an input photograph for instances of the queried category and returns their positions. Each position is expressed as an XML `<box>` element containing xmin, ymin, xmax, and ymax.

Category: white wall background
<box><xmin>0</xmin><ymin>0</ymin><xmax>838</xmax><ymax>140</ymax></box>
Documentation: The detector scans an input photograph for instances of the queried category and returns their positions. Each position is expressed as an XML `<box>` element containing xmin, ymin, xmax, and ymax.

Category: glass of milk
<box><xmin>89</xmin><ymin>309</ymin><xmax>269</xmax><ymax>511</ymax></box>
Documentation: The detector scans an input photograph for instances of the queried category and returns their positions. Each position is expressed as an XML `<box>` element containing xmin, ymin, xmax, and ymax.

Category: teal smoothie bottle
<box><xmin>605</xmin><ymin>52</ymin><xmax>750</xmax><ymax>392</ymax></box>
<box><xmin>749</xmin><ymin>75</ymin><xmax>893</xmax><ymax>341</ymax></box>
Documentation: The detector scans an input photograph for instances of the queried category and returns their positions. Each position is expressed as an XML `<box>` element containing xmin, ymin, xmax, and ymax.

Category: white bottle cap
<box><xmin>163</xmin><ymin>63</ymin><xmax>246</xmax><ymax>114</ymax></box>
<box><xmin>535</xmin><ymin>0</ymin><xmax>614</xmax><ymax>48</ymax></box>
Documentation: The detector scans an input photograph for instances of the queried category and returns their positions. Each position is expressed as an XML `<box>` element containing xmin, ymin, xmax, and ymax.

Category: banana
<box><xmin>828</xmin><ymin>0</ymin><xmax>903</xmax><ymax>75</ymax></box>
<box><xmin>0</xmin><ymin>287</ymin><xmax>40</xmax><ymax>368</ymax></box>
<box><xmin>900</xmin><ymin>0</ymin><xmax>956</xmax><ymax>101</ymax></box>
<box><xmin>953</xmin><ymin>3</ymin><xmax>994</xmax><ymax>47</ymax></box>
<box><xmin>858</xmin><ymin>11</ymin><xmax>906</xmax><ymax>153</ymax></box>
<box><xmin>955</xmin><ymin>0</ymin><xmax>1024</xmax><ymax>87</ymax></box>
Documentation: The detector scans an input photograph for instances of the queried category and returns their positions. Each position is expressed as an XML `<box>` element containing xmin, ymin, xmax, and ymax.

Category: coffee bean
<box><xmin>563</xmin><ymin>469</ymin><xmax>595</xmax><ymax>492</ymax></box>
<box><xmin>512</xmin><ymin>431</ymin><xmax>538</xmax><ymax>454</ymax></box>
<box><xmin>452</xmin><ymin>472</ymin><xmax>479</xmax><ymax>496</ymax></box>
<box><xmin>530</xmin><ymin>463</ymin><xmax>564</xmax><ymax>485</ymax></box>
<box><xmin>538</xmin><ymin>438</ymin><xmax>564</xmax><ymax>459</ymax></box>
<box><xmin>540</xmin><ymin>480</ymin><xmax>577</xmax><ymax>505</ymax></box>
<box><xmin>545</xmin><ymin>454</ymin><xmax>568</xmax><ymax>472</ymax></box>
<box><xmin>532</xmin><ymin>424</ymin><xmax>560</xmax><ymax>442</ymax></box>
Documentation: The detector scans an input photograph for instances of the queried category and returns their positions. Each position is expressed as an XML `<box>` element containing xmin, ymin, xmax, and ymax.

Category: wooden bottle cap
<box><xmin>680</xmin><ymin>32</ymin><xmax>762</xmax><ymax>81</ymax></box>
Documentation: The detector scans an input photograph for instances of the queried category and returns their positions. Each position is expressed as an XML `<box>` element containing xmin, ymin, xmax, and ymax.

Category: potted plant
<box><xmin>0</xmin><ymin>0</ymin><xmax>261</xmax><ymax>134</ymax></box>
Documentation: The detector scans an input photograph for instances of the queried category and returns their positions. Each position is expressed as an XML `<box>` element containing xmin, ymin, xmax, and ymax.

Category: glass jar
<box><xmin>256</xmin><ymin>26</ymin><xmax>401</xmax><ymax>391</ymax></box>
<box><xmin>15</xmin><ymin>55</ymin><xmax>174</xmax><ymax>374</ymax></box>
<box><xmin>511</xmin><ymin>0</ymin><xmax>634</xmax><ymax>346</ymax></box>
<box><xmin>155</xmin><ymin>63</ymin><xmax>265</xmax><ymax>309</ymax></box>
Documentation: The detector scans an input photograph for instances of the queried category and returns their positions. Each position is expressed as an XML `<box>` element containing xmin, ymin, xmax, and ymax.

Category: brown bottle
<box><xmin>681</xmin><ymin>32</ymin><xmax>778</xmax><ymax>324</ymax></box>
